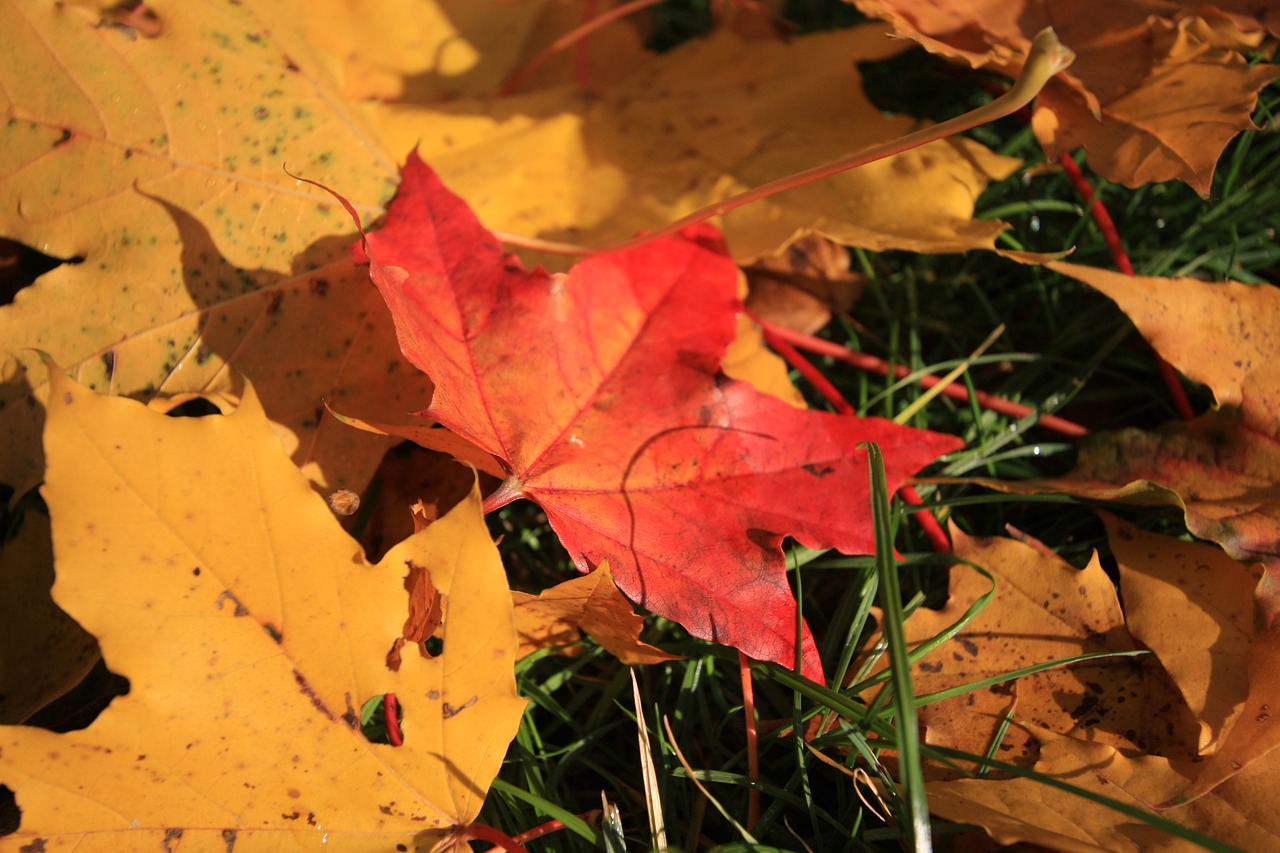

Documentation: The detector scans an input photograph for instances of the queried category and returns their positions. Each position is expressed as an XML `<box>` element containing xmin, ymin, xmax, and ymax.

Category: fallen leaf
<box><xmin>851</xmin><ymin>0</ymin><xmax>1280</xmax><ymax>194</ymax></box>
<box><xmin>0</xmin><ymin>0</ymin><xmax>431</xmax><ymax>499</ymax></box>
<box><xmin>865</xmin><ymin>524</ymin><xmax>1197</xmax><ymax>765</ymax></box>
<box><xmin>513</xmin><ymin>562</ymin><xmax>681</xmax><ymax>665</ymax></box>
<box><xmin>950</xmin><ymin>262</ymin><xmax>1280</xmax><ymax>793</ymax></box>
<box><xmin>1050</xmin><ymin>261</ymin><xmax>1280</xmax><ymax>416</ymax></box>
<box><xmin>0</xmin><ymin>367</ymin><xmax>525</xmax><ymax>849</ymax></box>
<box><xmin>744</xmin><ymin>233</ymin><xmax>863</xmax><ymax>335</ymax></box>
<box><xmin>355</xmin><ymin>152</ymin><xmax>963</xmax><ymax>680</ymax></box>
<box><xmin>361</xmin><ymin>23</ymin><xmax>1024</xmax><ymax>261</ymax></box>
<box><xmin>306</xmin><ymin>0</ymin><xmax>651</xmax><ymax>101</ymax></box>
<box><xmin>1101</xmin><ymin>512</ymin><xmax>1260</xmax><ymax>754</ymax></box>
<box><xmin>927</xmin><ymin>723</ymin><xmax>1280</xmax><ymax>852</ymax></box>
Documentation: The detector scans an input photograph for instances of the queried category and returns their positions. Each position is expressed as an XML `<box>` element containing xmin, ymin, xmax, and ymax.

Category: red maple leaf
<box><xmin>355</xmin><ymin>152</ymin><xmax>961</xmax><ymax>680</ymax></box>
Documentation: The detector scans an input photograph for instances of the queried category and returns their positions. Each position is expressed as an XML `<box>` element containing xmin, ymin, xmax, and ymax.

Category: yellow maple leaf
<box><xmin>0</xmin><ymin>367</ymin><xmax>525</xmax><ymax>850</ymax></box>
<box><xmin>357</xmin><ymin>22</ymin><xmax>1023</xmax><ymax>261</ymax></box>
<box><xmin>0</xmin><ymin>0</ymin><xmax>431</xmax><ymax>498</ymax></box>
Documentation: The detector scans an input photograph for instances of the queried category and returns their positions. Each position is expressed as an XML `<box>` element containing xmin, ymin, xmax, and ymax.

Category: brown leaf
<box><xmin>1102</xmin><ymin>512</ymin><xmax>1259</xmax><ymax>754</ymax></box>
<box><xmin>864</xmin><ymin>524</ymin><xmax>1198</xmax><ymax>767</ymax></box>
<box><xmin>745</xmin><ymin>233</ymin><xmax>863</xmax><ymax>334</ymax></box>
<box><xmin>512</xmin><ymin>562</ymin><xmax>681</xmax><ymax>665</ymax></box>
<box><xmin>928</xmin><ymin>723</ymin><xmax>1280</xmax><ymax>852</ymax></box>
<box><xmin>852</xmin><ymin>0</ymin><xmax>1280</xmax><ymax>193</ymax></box>
<box><xmin>1050</xmin><ymin>261</ymin><xmax>1280</xmax><ymax>418</ymax></box>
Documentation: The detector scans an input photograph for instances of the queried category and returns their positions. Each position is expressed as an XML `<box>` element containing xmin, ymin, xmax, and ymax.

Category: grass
<box><xmin>468</xmin><ymin>6</ymin><xmax>1280</xmax><ymax>851</ymax></box>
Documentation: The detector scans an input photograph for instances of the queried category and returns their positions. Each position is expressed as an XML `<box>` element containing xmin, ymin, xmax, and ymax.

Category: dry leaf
<box><xmin>512</xmin><ymin>562</ymin><xmax>680</xmax><ymax>665</ymax></box>
<box><xmin>0</xmin><ymin>367</ymin><xmax>525</xmax><ymax>849</ymax></box>
<box><xmin>928</xmin><ymin>723</ymin><xmax>1280</xmax><ymax>852</ymax></box>
<box><xmin>866</xmin><ymin>525</ymin><xmax>1198</xmax><ymax>766</ymax></box>
<box><xmin>0</xmin><ymin>0</ymin><xmax>431</xmax><ymax>500</ymax></box>
<box><xmin>745</xmin><ymin>233</ymin><xmax>863</xmax><ymax>334</ymax></box>
<box><xmin>361</xmin><ymin>23</ymin><xmax>1024</xmax><ymax>261</ymax></box>
<box><xmin>1101</xmin><ymin>512</ymin><xmax>1260</xmax><ymax>755</ymax></box>
<box><xmin>852</xmin><ymin>0</ymin><xmax>1280</xmax><ymax>194</ymax></box>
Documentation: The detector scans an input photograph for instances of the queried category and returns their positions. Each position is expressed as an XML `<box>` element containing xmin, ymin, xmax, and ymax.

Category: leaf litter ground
<box><xmin>2</xmin><ymin>1</ymin><xmax>1279</xmax><ymax>850</ymax></box>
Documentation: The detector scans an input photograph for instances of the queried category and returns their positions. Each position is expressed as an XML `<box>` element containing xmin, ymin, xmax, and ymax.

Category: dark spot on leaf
<box><xmin>442</xmin><ymin>696</ymin><xmax>478</xmax><ymax>719</ymax></box>
<box><xmin>342</xmin><ymin>693</ymin><xmax>359</xmax><ymax>729</ymax></box>
<box><xmin>262</xmin><ymin>623</ymin><xmax>283</xmax><ymax>643</ymax></box>
<box><xmin>53</xmin><ymin>129</ymin><xmax>73</xmax><ymax>148</ymax></box>
<box><xmin>918</xmin><ymin>660</ymin><xmax>942</xmax><ymax>672</ymax></box>
<box><xmin>101</xmin><ymin>351</ymin><xmax>116</xmax><ymax>379</ymax></box>
<box><xmin>802</xmin><ymin>463</ymin><xmax>835</xmax><ymax>477</ymax></box>
<box><xmin>253</xmin><ymin>106</ymin><xmax>269</xmax><ymax>121</ymax></box>
<box><xmin>265</xmin><ymin>291</ymin><xmax>283</xmax><ymax>314</ymax></box>
<box><xmin>222</xmin><ymin>829</ymin><xmax>238</xmax><ymax>851</ymax></box>
<box><xmin>294</xmin><ymin>670</ymin><xmax>336</xmax><ymax>721</ymax></box>
<box><xmin>310</xmin><ymin>277</ymin><xmax>329</xmax><ymax>296</ymax></box>
<box><xmin>958</xmin><ymin>638</ymin><xmax>979</xmax><ymax>656</ymax></box>
<box><xmin>162</xmin><ymin>828</ymin><xmax>184</xmax><ymax>851</ymax></box>
<box><xmin>215</xmin><ymin>590</ymin><xmax>249</xmax><ymax>617</ymax></box>
<box><xmin>192</xmin><ymin>567</ymin><xmax>201</xmax><ymax>576</ymax></box>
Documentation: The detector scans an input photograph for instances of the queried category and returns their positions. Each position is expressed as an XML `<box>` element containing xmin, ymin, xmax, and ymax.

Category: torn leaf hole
<box><xmin>359</xmin><ymin>694</ymin><xmax>404</xmax><ymax>746</ymax></box>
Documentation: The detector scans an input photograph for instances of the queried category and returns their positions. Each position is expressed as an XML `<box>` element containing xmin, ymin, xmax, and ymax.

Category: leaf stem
<box><xmin>383</xmin><ymin>693</ymin><xmax>403</xmax><ymax>746</ymax></box>
<box><xmin>465</xmin><ymin>822</ymin><xmax>532</xmax><ymax>853</ymax></box>
<box><xmin>738</xmin><ymin>650</ymin><xmax>762</xmax><ymax>828</ymax></box>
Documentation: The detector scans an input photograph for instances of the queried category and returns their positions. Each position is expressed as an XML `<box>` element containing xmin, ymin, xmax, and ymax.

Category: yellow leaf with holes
<box><xmin>0</xmin><ymin>0</ymin><xmax>431</xmax><ymax>500</ymax></box>
<box><xmin>0</xmin><ymin>367</ymin><xmax>524</xmax><ymax>850</ymax></box>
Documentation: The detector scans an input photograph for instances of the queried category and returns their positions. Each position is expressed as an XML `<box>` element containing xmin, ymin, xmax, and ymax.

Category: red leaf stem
<box><xmin>759</xmin><ymin>323</ymin><xmax>854</xmax><ymax>416</ymax></box>
<box><xmin>512</xmin><ymin>811</ymin><xmax>603</xmax><ymax>844</ymax></box>
<box><xmin>1057</xmin><ymin>154</ymin><xmax>1196</xmax><ymax>421</ymax></box>
<box><xmin>755</xmin><ymin>318</ymin><xmax>1087</xmax><ymax>437</ymax></box>
<box><xmin>383</xmin><ymin>693</ymin><xmax>403</xmax><ymax>747</ymax></box>
<box><xmin>899</xmin><ymin>485</ymin><xmax>950</xmax><ymax>554</ymax></box>
<box><xmin>465</xmin><ymin>822</ymin><xmax>532</xmax><ymax>853</ymax></box>
<box><xmin>739</xmin><ymin>650</ymin><xmax>761</xmax><ymax>828</ymax></box>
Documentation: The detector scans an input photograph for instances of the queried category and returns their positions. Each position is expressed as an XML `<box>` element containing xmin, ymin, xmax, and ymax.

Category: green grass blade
<box><xmin>862</xmin><ymin>441</ymin><xmax>932</xmax><ymax>852</ymax></box>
